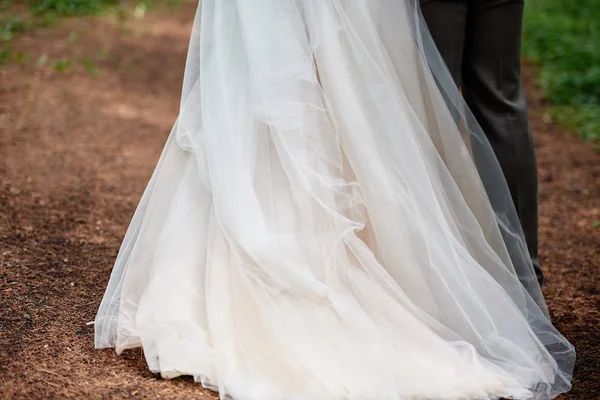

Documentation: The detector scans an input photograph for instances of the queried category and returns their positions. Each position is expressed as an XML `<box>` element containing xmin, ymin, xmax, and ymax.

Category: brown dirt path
<box><xmin>0</xmin><ymin>4</ymin><xmax>598</xmax><ymax>399</ymax></box>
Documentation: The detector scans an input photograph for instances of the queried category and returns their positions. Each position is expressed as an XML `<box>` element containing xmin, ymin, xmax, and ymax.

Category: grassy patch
<box><xmin>0</xmin><ymin>15</ymin><xmax>29</xmax><ymax>41</ymax></box>
<box><xmin>82</xmin><ymin>57</ymin><xmax>99</xmax><ymax>76</ymax></box>
<box><xmin>0</xmin><ymin>44</ymin><xmax>12</xmax><ymax>65</ymax></box>
<box><xmin>29</xmin><ymin>0</ymin><xmax>118</xmax><ymax>17</ymax></box>
<box><xmin>51</xmin><ymin>58</ymin><xmax>72</xmax><ymax>72</ymax></box>
<box><xmin>0</xmin><ymin>0</ymin><xmax>181</xmax><ymax>73</ymax></box>
<box><xmin>0</xmin><ymin>0</ymin><xmax>178</xmax><ymax>44</ymax></box>
<box><xmin>523</xmin><ymin>0</ymin><xmax>600</xmax><ymax>144</ymax></box>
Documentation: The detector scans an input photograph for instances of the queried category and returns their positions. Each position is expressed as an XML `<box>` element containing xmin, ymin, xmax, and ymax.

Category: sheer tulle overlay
<box><xmin>94</xmin><ymin>0</ymin><xmax>575</xmax><ymax>399</ymax></box>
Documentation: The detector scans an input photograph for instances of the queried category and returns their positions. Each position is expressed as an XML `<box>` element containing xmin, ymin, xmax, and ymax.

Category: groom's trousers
<box><xmin>420</xmin><ymin>0</ymin><xmax>543</xmax><ymax>285</ymax></box>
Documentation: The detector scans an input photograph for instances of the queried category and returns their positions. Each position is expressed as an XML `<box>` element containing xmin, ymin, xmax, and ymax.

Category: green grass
<box><xmin>82</xmin><ymin>57</ymin><xmax>99</xmax><ymax>75</ymax></box>
<box><xmin>51</xmin><ymin>58</ymin><xmax>71</xmax><ymax>72</ymax></box>
<box><xmin>523</xmin><ymin>0</ymin><xmax>600</xmax><ymax>144</ymax></box>
<box><xmin>0</xmin><ymin>0</ymin><xmax>180</xmax><ymax>73</ymax></box>
<box><xmin>0</xmin><ymin>15</ymin><xmax>28</xmax><ymax>41</ymax></box>
<box><xmin>0</xmin><ymin>44</ymin><xmax>12</xmax><ymax>65</ymax></box>
<box><xmin>0</xmin><ymin>0</ymin><xmax>181</xmax><ymax>43</ymax></box>
<box><xmin>26</xmin><ymin>0</ymin><xmax>179</xmax><ymax>17</ymax></box>
<box><xmin>29</xmin><ymin>0</ymin><xmax>119</xmax><ymax>17</ymax></box>
<box><xmin>0</xmin><ymin>0</ymin><xmax>116</xmax><ymax>40</ymax></box>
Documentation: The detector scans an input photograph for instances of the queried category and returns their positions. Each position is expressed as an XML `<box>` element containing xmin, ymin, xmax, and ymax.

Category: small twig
<box><xmin>38</xmin><ymin>378</ymin><xmax>61</xmax><ymax>388</ymax></box>
<box><xmin>38</xmin><ymin>368</ymin><xmax>61</xmax><ymax>377</ymax></box>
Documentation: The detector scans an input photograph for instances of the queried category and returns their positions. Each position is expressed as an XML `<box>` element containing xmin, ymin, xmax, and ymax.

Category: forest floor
<box><xmin>1</xmin><ymin>3</ymin><xmax>599</xmax><ymax>399</ymax></box>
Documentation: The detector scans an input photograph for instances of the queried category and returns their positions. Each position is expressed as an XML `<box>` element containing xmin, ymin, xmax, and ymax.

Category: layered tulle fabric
<box><xmin>94</xmin><ymin>0</ymin><xmax>575</xmax><ymax>399</ymax></box>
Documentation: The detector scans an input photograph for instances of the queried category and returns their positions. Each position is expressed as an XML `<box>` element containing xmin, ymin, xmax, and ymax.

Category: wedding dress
<box><xmin>94</xmin><ymin>0</ymin><xmax>575</xmax><ymax>399</ymax></box>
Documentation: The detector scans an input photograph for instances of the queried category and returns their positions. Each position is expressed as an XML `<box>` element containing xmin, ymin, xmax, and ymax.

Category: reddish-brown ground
<box><xmin>0</xmin><ymin>4</ymin><xmax>598</xmax><ymax>399</ymax></box>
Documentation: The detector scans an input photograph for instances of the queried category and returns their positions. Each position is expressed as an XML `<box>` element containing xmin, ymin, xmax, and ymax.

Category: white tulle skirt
<box><xmin>94</xmin><ymin>0</ymin><xmax>575</xmax><ymax>399</ymax></box>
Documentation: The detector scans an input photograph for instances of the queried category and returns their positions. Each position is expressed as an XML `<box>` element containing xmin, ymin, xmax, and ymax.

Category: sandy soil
<box><xmin>0</xmin><ymin>4</ymin><xmax>598</xmax><ymax>399</ymax></box>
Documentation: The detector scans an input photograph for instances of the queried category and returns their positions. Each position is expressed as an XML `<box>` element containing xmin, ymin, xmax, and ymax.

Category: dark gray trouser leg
<box><xmin>419</xmin><ymin>0</ymin><xmax>467</xmax><ymax>86</ymax></box>
<box><xmin>420</xmin><ymin>0</ymin><xmax>543</xmax><ymax>286</ymax></box>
